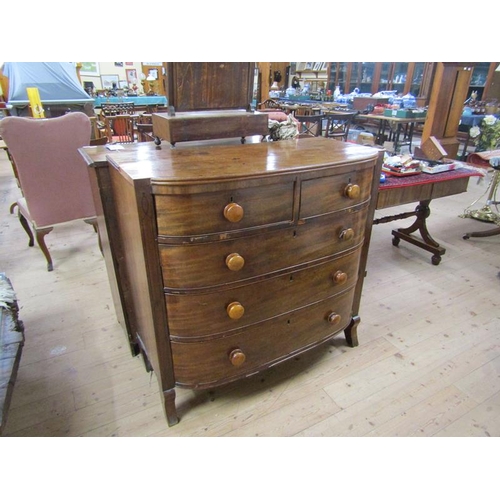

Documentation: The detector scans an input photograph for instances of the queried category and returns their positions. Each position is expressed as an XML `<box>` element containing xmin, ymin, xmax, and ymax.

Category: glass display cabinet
<box><xmin>408</xmin><ymin>62</ymin><xmax>424</xmax><ymax>96</ymax></box>
<box><xmin>469</xmin><ymin>62</ymin><xmax>497</xmax><ymax>100</ymax></box>
<box><xmin>328</xmin><ymin>62</ymin><xmax>350</xmax><ymax>94</ymax></box>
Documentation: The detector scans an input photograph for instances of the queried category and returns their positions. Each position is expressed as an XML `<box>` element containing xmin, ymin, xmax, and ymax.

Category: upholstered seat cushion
<box><xmin>266</xmin><ymin>111</ymin><xmax>291</xmax><ymax>123</ymax></box>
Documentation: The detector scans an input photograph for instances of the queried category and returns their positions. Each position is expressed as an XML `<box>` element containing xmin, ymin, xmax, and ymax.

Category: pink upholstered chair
<box><xmin>0</xmin><ymin>112</ymin><xmax>98</xmax><ymax>271</ymax></box>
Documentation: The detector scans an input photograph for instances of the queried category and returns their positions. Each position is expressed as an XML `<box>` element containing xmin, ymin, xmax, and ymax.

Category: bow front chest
<box><xmin>82</xmin><ymin>138</ymin><xmax>382</xmax><ymax>426</ymax></box>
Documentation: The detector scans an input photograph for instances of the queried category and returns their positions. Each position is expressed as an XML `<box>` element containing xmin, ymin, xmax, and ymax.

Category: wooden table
<box><xmin>358</xmin><ymin>113</ymin><xmax>426</xmax><ymax>152</ymax></box>
<box><xmin>375</xmin><ymin>168</ymin><xmax>481</xmax><ymax>265</ymax></box>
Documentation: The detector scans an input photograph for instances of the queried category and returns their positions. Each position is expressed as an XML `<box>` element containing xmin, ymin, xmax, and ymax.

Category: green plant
<box><xmin>470</xmin><ymin>115</ymin><xmax>500</xmax><ymax>152</ymax></box>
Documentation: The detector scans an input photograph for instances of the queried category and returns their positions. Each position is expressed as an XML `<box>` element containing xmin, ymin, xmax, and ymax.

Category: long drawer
<box><xmin>166</xmin><ymin>247</ymin><xmax>361</xmax><ymax>339</ymax></box>
<box><xmin>171</xmin><ymin>287</ymin><xmax>356</xmax><ymax>388</ymax></box>
<box><xmin>159</xmin><ymin>203</ymin><xmax>369</xmax><ymax>289</ymax></box>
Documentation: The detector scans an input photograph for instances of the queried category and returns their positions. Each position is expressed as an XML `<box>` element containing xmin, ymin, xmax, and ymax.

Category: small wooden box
<box><xmin>421</xmin><ymin>136</ymin><xmax>448</xmax><ymax>160</ymax></box>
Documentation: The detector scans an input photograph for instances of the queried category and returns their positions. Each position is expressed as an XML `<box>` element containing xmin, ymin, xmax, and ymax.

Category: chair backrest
<box><xmin>137</xmin><ymin>123</ymin><xmax>155</xmax><ymax>142</ymax></box>
<box><xmin>258</xmin><ymin>99</ymin><xmax>280</xmax><ymax>110</ymax></box>
<box><xmin>100</xmin><ymin>102</ymin><xmax>135</xmax><ymax>116</ymax></box>
<box><xmin>104</xmin><ymin>114</ymin><xmax>135</xmax><ymax>143</ymax></box>
<box><xmin>137</xmin><ymin>113</ymin><xmax>153</xmax><ymax>125</ymax></box>
<box><xmin>296</xmin><ymin>114</ymin><xmax>325</xmax><ymax>138</ymax></box>
<box><xmin>0</xmin><ymin>112</ymin><xmax>95</xmax><ymax>227</ymax></box>
<box><xmin>294</xmin><ymin>106</ymin><xmax>317</xmax><ymax>117</ymax></box>
<box><xmin>324</xmin><ymin>111</ymin><xmax>357</xmax><ymax>141</ymax></box>
<box><xmin>145</xmin><ymin>104</ymin><xmax>160</xmax><ymax>114</ymax></box>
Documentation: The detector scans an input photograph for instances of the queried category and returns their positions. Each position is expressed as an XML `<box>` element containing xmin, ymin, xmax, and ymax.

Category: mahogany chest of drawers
<box><xmin>82</xmin><ymin>138</ymin><xmax>382</xmax><ymax>426</ymax></box>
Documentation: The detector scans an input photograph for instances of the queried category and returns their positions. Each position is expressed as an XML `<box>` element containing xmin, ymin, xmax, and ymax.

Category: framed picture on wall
<box><xmin>80</xmin><ymin>62</ymin><xmax>100</xmax><ymax>76</ymax></box>
<box><xmin>313</xmin><ymin>62</ymin><xmax>322</xmax><ymax>71</ymax></box>
<box><xmin>126</xmin><ymin>69</ymin><xmax>138</xmax><ymax>84</ymax></box>
<box><xmin>101</xmin><ymin>74</ymin><xmax>119</xmax><ymax>89</ymax></box>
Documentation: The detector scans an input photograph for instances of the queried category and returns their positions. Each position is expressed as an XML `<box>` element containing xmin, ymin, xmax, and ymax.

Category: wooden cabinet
<box><xmin>328</xmin><ymin>62</ymin><xmax>351</xmax><ymax>94</ymax></box>
<box><xmin>468</xmin><ymin>62</ymin><xmax>498</xmax><ymax>100</ymax></box>
<box><xmin>350</xmin><ymin>62</ymin><xmax>377</xmax><ymax>94</ymax></box>
<box><xmin>327</xmin><ymin>62</ymin><xmax>436</xmax><ymax>104</ymax></box>
<box><xmin>82</xmin><ymin>138</ymin><xmax>382</xmax><ymax>426</ymax></box>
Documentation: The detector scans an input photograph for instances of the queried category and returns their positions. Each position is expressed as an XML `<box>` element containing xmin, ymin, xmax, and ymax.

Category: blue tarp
<box><xmin>2</xmin><ymin>62</ymin><xmax>93</xmax><ymax>104</ymax></box>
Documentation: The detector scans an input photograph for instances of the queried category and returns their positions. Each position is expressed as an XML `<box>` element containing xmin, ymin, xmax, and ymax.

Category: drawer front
<box><xmin>300</xmin><ymin>166</ymin><xmax>373</xmax><ymax>218</ymax></box>
<box><xmin>159</xmin><ymin>204</ymin><xmax>368</xmax><ymax>289</ymax></box>
<box><xmin>166</xmin><ymin>249</ymin><xmax>361</xmax><ymax>339</ymax></box>
<box><xmin>155</xmin><ymin>181</ymin><xmax>295</xmax><ymax>236</ymax></box>
<box><xmin>171</xmin><ymin>287</ymin><xmax>356</xmax><ymax>388</ymax></box>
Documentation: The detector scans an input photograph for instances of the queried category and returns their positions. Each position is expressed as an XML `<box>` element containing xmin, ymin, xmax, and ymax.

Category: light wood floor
<box><xmin>1</xmin><ymin>148</ymin><xmax>499</xmax><ymax>437</ymax></box>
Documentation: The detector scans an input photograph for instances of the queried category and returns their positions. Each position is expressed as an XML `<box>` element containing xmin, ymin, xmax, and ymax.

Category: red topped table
<box><xmin>375</xmin><ymin>167</ymin><xmax>482</xmax><ymax>265</ymax></box>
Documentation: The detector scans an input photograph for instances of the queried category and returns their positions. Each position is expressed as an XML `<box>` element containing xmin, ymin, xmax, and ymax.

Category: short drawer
<box><xmin>166</xmin><ymin>249</ymin><xmax>361</xmax><ymax>339</ymax></box>
<box><xmin>154</xmin><ymin>181</ymin><xmax>295</xmax><ymax>236</ymax></box>
<box><xmin>159</xmin><ymin>204</ymin><xmax>368</xmax><ymax>289</ymax></box>
<box><xmin>171</xmin><ymin>287</ymin><xmax>356</xmax><ymax>388</ymax></box>
<box><xmin>300</xmin><ymin>166</ymin><xmax>373</xmax><ymax>218</ymax></box>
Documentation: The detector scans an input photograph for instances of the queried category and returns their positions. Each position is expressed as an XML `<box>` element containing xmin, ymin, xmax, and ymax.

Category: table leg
<box><xmin>394</xmin><ymin>123</ymin><xmax>402</xmax><ymax>152</ymax></box>
<box><xmin>376</xmin><ymin>120</ymin><xmax>385</xmax><ymax>145</ymax></box>
<box><xmin>407</xmin><ymin>123</ymin><xmax>415</xmax><ymax>152</ymax></box>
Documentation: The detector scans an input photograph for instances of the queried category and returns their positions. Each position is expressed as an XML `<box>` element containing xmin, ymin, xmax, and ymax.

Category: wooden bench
<box><xmin>0</xmin><ymin>273</ymin><xmax>24</xmax><ymax>435</ymax></box>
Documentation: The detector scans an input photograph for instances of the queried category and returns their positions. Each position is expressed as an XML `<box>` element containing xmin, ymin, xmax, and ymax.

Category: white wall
<box><xmin>79</xmin><ymin>62</ymin><xmax>145</xmax><ymax>92</ymax></box>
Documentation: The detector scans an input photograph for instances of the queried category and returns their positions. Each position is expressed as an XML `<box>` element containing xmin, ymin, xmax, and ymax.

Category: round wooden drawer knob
<box><xmin>229</xmin><ymin>348</ymin><xmax>246</xmax><ymax>367</ymax></box>
<box><xmin>344</xmin><ymin>183</ymin><xmax>361</xmax><ymax>199</ymax></box>
<box><xmin>328</xmin><ymin>312</ymin><xmax>342</xmax><ymax>326</ymax></box>
<box><xmin>340</xmin><ymin>228</ymin><xmax>355</xmax><ymax>241</ymax></box>
<box><xmin>332</xmin><ymin>270</ymin><xmax>348</xmax><ymax>285</ymax></box>
<box><xmin>226</xmin><ymin>253</ymin><xmax>245</xmax><ymax>271</ymax></box>
<box><xmin>227</xmin><ymin>301</ymin><xmax>245</xmax><ymax>320</ymax></box>
<box><xmin>224</xmin><ymin>202</ymin><xmax>244</xmax><ymax>223</ymax></box>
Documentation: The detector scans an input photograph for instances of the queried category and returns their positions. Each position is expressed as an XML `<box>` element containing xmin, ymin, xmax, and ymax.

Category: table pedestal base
<box><xmin>374</xmin><ymin>199</ymin><xmax>445</xmax><ymax>265</ymax></box>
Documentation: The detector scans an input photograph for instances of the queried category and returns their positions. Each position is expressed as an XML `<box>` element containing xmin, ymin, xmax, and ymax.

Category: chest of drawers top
<box><xmin>100</xmin><ymin>137</ymin><xmax>379</xmax><ymax>186</ymax></box>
